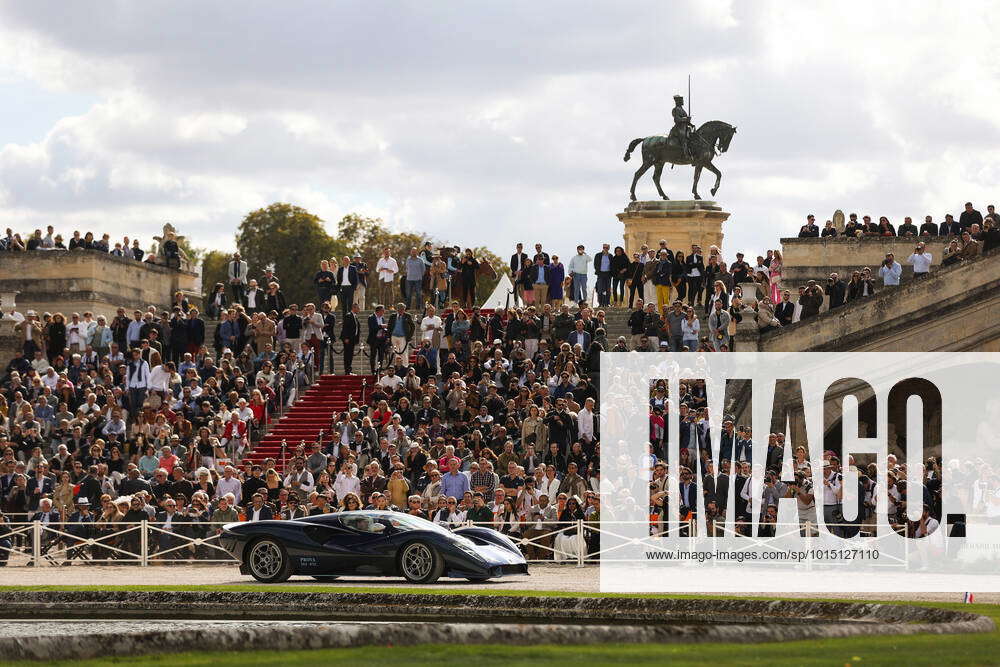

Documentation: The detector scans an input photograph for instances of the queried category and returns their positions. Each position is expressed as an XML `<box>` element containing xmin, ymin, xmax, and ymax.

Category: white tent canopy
<box><xmin>479</xmin><ymin>273</ymin><xmax>514</xmax><ymax>309</ymax></box>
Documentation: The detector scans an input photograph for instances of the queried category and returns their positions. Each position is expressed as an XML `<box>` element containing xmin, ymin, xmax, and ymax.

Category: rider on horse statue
<box><xmin>668</xmin><ymin>94</ymin><xmax>694</xmax><ymax>160</ymax></box>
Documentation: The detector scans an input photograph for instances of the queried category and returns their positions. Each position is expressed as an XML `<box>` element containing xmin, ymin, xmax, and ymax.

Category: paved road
<box><xmin>2</xmin><ymin>564</ymin><xmax>993</xmax><ymax>603</ymax></box>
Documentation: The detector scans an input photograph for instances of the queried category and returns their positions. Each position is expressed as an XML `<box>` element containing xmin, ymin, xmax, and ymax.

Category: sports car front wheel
<box><xmin>246</xmin><ymin>537</ymin><xmax>293</xmax><ymax>583</ymax></box>
<box><xmin>398</xmin><ymin>541</ymin><xmax>444</xmax><ymax>584</ymax></box>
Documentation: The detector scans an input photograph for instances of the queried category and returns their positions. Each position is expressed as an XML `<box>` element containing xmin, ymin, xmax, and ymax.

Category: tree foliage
<box><xmin>235</xmin><ymin>203</ymin><xmax>348</xmax><ymax>307</ymax></box>
<box><xmin>335</xmin><ymin>214</ymin><xmax>506</xmax><ymax>306</ymax></box>
<box><xmin>200</xmin><ymin>249</ymin><xmax>231</xmax><ymax>304</ymax></box>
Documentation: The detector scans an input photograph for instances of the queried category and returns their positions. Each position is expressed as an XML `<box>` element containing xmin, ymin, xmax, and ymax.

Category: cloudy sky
<box><xmin>0</xmin><ymin>1</ymin><xmax>998</xmax><ymax>263</ymax></box>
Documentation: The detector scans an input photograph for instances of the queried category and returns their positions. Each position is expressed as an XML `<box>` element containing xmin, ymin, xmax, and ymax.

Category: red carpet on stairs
<box><xmin>247</xmin><ymin>374</ymin><xmax>372</xmax><ymax>465</ymax></box>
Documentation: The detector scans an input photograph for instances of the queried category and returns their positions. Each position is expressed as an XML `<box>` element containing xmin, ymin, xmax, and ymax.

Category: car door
<box><xmin>314</xmin><ymin>514</ymin><xmax>395</xmax><ymax>574</ymax></box>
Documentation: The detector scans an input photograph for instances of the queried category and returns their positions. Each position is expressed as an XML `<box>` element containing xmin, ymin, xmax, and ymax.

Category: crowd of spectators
<box><xmin>2</xmin><ymin>206</ymin><xmax>998</xmax><ymax>568</ymax></box>
<box><xmin>0</xmin><ymin>225</ymin><xmax>182</xmax><ymax>267</ymax></box>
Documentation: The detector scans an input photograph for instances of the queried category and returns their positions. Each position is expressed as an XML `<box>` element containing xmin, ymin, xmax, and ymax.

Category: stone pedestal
<box><xmin>618</xmin><ymin>200</ymin><xmax>731</xmax><ymax>257</ymax></box>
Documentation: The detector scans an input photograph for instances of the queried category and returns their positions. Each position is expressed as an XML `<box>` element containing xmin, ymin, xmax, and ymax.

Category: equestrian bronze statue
<box><xmin>624</xmin><ymin>95</ymin><xmax>737</xmax><ymax>201</ymax></box>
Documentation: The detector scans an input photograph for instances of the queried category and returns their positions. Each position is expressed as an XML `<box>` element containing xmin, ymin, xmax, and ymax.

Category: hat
<box><xmin>76</xmin><ymin>498</ymin><xmax>91</xmax><ymax>506</ymax></box>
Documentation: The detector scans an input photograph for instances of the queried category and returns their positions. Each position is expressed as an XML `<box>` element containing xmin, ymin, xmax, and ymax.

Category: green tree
<box><xmin>200</xmin><ymin>249</ymin><xmax>230</xmax><ymax>305</ymax></box>
<box><xmin>236</xmin><ymin>203</ymin><xmax>347</xmax><ymax>307</ymax></box>
<box><xmin>335</xmin><ymin>213</ymin><xmax>509</xmax><ymax>308</ymax></box>
<box><xmin>336</xmin><ymin>214</ymin><xmax>425</xmax><ymax>308</ymax></box>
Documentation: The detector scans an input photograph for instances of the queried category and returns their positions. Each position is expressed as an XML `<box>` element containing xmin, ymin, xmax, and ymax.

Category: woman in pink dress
<box><xmin>769</xmin><ymin>249</ymin><xmax>783</xmax><ymax>304</ymax></box>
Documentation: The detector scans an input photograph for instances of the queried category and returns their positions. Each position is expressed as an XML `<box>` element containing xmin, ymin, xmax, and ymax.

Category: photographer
<box><xmin>789</xmin><ymin>472</ymin><xmax>816</xmax><ymax>536</ymax></box>
<box><xmin>824</xmin><ymin>272</ymin><xmax>846</xmax><ymax>310</ymax></box>
<box><xmin>907</xmin><ymin>243</ymin><xmax>933</xmax><ymax>277</ymax></box>
<box><xmin>798</xmin><ymin>281</ymin><xmax>824</xmax><ymax>320</ymax></box>
<box><xmin>878</xmin><ymin>253</ymin><xmax>902</xmax><ymax>286</ymax></box>
<box><xmin>822</xmin><ymin>459</ymin><xmax>845</xmax><ymax>537</ymax></box>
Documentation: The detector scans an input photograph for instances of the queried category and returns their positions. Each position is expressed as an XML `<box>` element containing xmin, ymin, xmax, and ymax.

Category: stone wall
<box><xmin>0</xmin><ymin>250</ymin><xmax>201</xmax><ymax>319</ymax></box>
<box><xmin>753</xmin><ymin>249</ymin><xmax>1000</xmax><ymax>352</ymax></box>
<box><xmin>779</xmin><ymin>236</ymin><xmax>951</xmax><ymax>289</ymax></box>
<box><xmin>0</xmin><ymin>250</ymin><xmax>201</xmax><ymax>361</ymax></box>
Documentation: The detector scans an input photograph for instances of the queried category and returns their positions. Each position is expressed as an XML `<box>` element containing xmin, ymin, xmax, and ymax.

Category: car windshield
<box><xmin>381</xmin><ymin>513</ymin><xmax>448</xmax><ymax>534</ymax></box>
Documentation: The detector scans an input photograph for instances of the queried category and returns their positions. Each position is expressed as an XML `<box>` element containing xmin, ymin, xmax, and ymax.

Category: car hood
<box><xmin>473</xmin><ymin>543</ymin><xmax>526</xmax><ymax>565</ymax></box>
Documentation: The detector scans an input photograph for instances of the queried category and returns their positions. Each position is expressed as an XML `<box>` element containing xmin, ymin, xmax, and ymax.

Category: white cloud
<box><xmin>0</xmin><ymin>1</ymin><xmax>997</xmax><ymax>263</ymax></box>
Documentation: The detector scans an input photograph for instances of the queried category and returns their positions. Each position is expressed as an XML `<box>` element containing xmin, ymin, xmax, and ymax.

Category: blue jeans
<box><xmin>572</xmin><ymin>274</ymin><xmax>588</xmax><ymax>303</ymax></box>
<box><xmin>405</xmin><ymin>280</ymin><xmax>422</xmax><ymax>309</ymax></box>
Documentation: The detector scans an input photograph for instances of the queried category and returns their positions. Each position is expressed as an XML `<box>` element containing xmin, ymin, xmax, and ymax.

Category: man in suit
<box><xmin>246</xmin><ymin>493</ymin><xmax>274</xmax><ymax>521</ymax></box>
<box><xmin>774</xmin><ymin>290</ymin><xmax>795</xmax><ymax>327</ymax></box>
<box><xmin>340</xmin><ymin>302</ymin><xmax>362</xmax><ymax>375</ymax></box>
<box><xmin>387</xmin><ymin>303</ymin><xmax>415</xmax><ymax>357</ymax></box>
<box><xmin>940</xmin><ymin>214</ymin><xmax>962</xmax><ymax>237</ymax></box>
<box><xmin>528</xmin><ymin>256</ymin><xmax>550</xmax><ymax>306</ymax></box>
<box><xmin>185</xmin><ymin>308</ymin><xmax>205</xmax><ymax>355</ymax></box>
<box><xmin>797</xmin><ymin>214</ymin><xmax>820</xmax><ymax>238</ymax></box>
<box><xmin>350</xmin><ymin>253</ymin><xmax>369</xmax><ymax>309</ymax></box>
<box><xmin>566</xmin><ymin>319</ymin><xmax>592</xmax><ymax>350</ymax></box>
<box><xmin>65</xmin><ymin>497</ymin><xmax>96</xmax><ymax>562</ymax></box>
<box><xmin>593</xmin><ymin>243</ymin><xmax>613</xmax><ymax>307</ymax></box>
<box><xmin>28</xmin><ymin>497</ymin><xmax>62</xmax><ymax>563</ymax></box>
<box><xmin>154</xmin><ymin>497</ymin><xmax>187</xmax><ymax>558</ymax></box>
<box><xmin>227</xmin><ymin>252</ymin><xmax>248</xmax><ymax>306</ymax></box>
<box><xmin>685</xmin><ymin>244</ymin><xmax>706</xmax><ymax>307</ymax></box>
<box><xmin>26</xmin><ymin>463</ymin><xmax>55</xmax><ymax>511</ymax></box>
<box><xmin>919</xmin><ymin>215</ymin><xmax>938</xmax><ymax>236</ymax></box>
<box><xmin>319</xmin><ymin>301</ymin><xmax>337</xmax><ymax>374</ymax></box>
<box><xmin>335</xmin><ymin>256</ymin><xmax>359</xmax><ymax>316</ymax></box>
<box><xmin>678</xmin><ymin>466</ymin><xmax>699</xmax><ymax>524</ymax></box>
<box><xmin>281</xmin><ymin>494</ymin><xmax>309</xmax><ymax>520</ymax></box>
<box><xmin>509</xmin><ymin>243</ymin><xmax>529</xmax><ymax>306</ymax></box>
<box><xmin>367</xmin><ymin>305</ymin><xmax>390</xmax><ymax>374</ymax></box>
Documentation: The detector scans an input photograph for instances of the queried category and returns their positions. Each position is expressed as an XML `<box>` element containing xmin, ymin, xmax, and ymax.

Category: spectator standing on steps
<box><xmin>568</xmin><ymin>245</ymin><xmax>592</xmax><ymax>305</ymax></box>
<box><xmin>404</xmin><ymin>248</ymin><xmax>425</xmax><ymax>310</ymax></box>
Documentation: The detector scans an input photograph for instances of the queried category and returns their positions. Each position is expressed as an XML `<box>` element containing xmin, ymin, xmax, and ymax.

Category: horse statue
<box><xmin>624</xmin><ymin>120</ymin><xmax>737</xmax><ymax>201</ymax></box>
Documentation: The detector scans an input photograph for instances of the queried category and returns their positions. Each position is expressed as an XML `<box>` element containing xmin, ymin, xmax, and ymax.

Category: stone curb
<box><xmin>2</xmin><ymin>592</ymin><xmax>993</xmax><ymax>661</ymax></box>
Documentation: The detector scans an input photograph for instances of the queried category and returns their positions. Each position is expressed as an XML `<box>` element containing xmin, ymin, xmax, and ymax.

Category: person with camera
<box><xmin>907</xmin><ymin>243</ymin><xmax>933</xmax><ymax>278</ymax></box>
<box><xmin>798</xmin><ymin>281</ymin><xmax>824</xmax><ymax>320</ymax></box>
<box><xmin>824</xmin><ymin>272</ymin><xmax>846</xmax><ymax>310</ymax></box>
<box><xmin>878</xmin><ymin>252</ymin><xmax>902</xmax><ymax>286</ymax></box>
<box><xmin>822</xmin><ymin>459</ymin><xmax>845</xmax><ymax>538</ymax></box>
<box><xmin>789</xmin><ymin>471</ymin><xmax>816</xmax><ymax>536</ymax></box>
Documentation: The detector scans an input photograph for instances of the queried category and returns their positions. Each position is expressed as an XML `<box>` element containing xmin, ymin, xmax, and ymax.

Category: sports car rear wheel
<box><xmin>246</xmin><ymin>538</ymin><xmax>293</xmax><ymax>583</ymax></box>
<box><xmin>399</xmin><ymin>541</ymin><xmax>444</xmax><ymax>583</ymax></box>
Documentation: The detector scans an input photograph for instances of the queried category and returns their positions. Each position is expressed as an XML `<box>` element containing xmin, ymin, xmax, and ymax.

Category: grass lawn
<box><xmin>3</xmin><ymin>586</ymin><xmax>998</xmax><ymax>666</ymax></box>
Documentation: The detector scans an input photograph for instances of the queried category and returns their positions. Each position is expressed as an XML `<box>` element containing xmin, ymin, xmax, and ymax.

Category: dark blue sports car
<box><xmin>220</xmin><ymin>511</ymin><xmax>529</xmax><ymax>583</ymax></box>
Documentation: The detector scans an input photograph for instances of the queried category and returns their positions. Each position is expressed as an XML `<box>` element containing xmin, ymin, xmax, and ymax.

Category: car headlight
<box><xmin>456</xmin><ymin>542</ymin><xmax>486</xmax><ymax>562</ymax></box>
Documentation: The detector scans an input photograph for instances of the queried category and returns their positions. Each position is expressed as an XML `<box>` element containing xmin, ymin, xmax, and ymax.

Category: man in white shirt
<box><xmin>215</xmin><ymin>466</ymin><xmax>242</xmax><ymax>506</ymax></box>
<box><xmin>420</xmin><ymin>305</ymin><xmax>443</xmax><ymax>366</ymax></box>
<box><xmin>126</xmin><ymin>347</ymin><xmax>151</xmax><ymax>420</ymax></box>
<box><xmin>375</xmin><ymin>248</ymin><xmax>399</xmax><ymax>308</ymax></box>
<box><xmin>67</xmin><ymin>313</ymin><xmax>84</xmax><ymax>354</ymax></box>
<box><xmin>379</xmin><ymin>368</ymin><xmax>404</xmax><ymax>392</ymax></box>
<box><xmin>907</xmin><ymin>243</ymin><xmax>932</xmax><ymax>277</ymax></box>
<box><xmin>244</xmin><ymin>279</ymin><xmax>262</xmax><ymax>313</ymax></box>
<box><xmin>577</xmin><ymin>397</ymin><xmax>596</xmax><ymax>445</ymax></box>
<box><xmin>567</xmin><ymin>245</ymin><xmax>592</xmax><ymax>304</ymax></box>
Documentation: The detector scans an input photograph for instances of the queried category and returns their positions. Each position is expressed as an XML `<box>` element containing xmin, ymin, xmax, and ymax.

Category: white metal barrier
<box><xmin>1</xmin><ymin>518</ymin><xmax>993</xmax><ymax>568</ymax></box>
